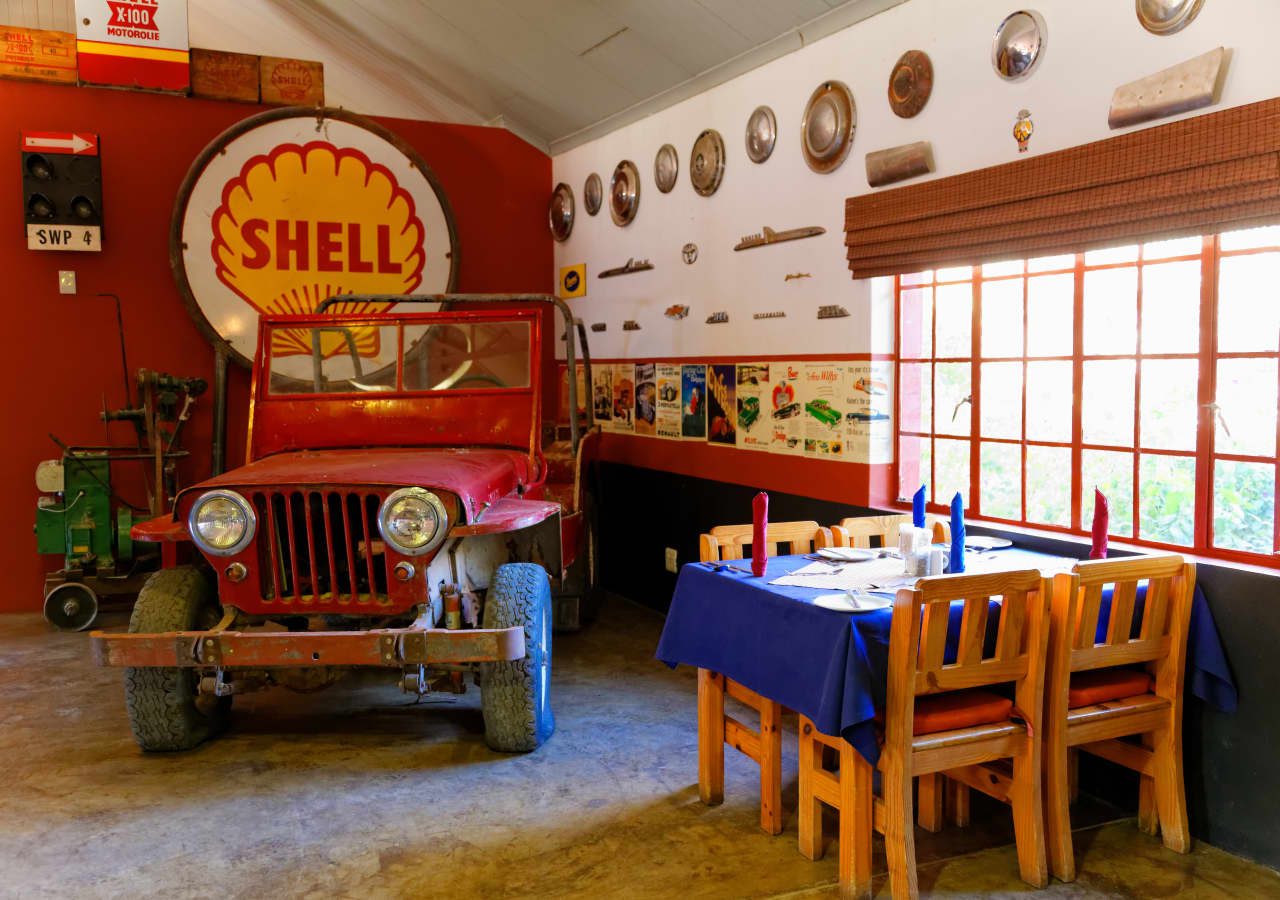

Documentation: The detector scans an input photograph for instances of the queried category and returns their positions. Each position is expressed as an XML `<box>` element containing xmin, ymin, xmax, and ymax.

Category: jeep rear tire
<box><xmin>124</xmin><ymin>567</ymin><xmax>230</xmax><ymax>752</ymax></box>
<box><xmin>479</xmin><ymin>563</ymin><xmax>554</xmax><ymax>752</ymax></box>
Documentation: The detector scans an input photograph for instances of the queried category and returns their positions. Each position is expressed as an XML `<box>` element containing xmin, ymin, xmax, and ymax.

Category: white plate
<box><xmin>965</xmin><ymin>536</ymin><xmax>1013</xmax><ymax>550</ymax></box>
<box><xmin>815</xmin><ymin>547</ymin><xmax>878</xmax><ymax>562</ymax></box>
<box><xmin>813</xmin><ymin>591</ymin><xmax>893</xmax><ymax>613</ymax></box>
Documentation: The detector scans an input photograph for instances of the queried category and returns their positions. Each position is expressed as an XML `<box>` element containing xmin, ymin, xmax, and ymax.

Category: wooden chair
<box><xmin>1042</xmin><ymin>555</ymin><xmax>1195</xmax><ymax>882</ymax></box>
<box><xmin>830</xmin><ymin>514</ymin><xmax>950</xmax><ymax>549</ymax></box>
<box><xmin>698</xmin><ymin>520</ymin><xmax>830</xmax><ymax>835</ymax></box>
<box><xmin>798</xmin><ymin>569</ymin><xmax>1051</xmax><ymax>899</ymax></box>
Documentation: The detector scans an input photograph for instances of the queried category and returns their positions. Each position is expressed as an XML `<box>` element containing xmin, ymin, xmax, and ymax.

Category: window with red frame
<box><xmin>896</xmin><ymin>225</ymin><xmax>1280</xmax><ymax>565</ymax></box>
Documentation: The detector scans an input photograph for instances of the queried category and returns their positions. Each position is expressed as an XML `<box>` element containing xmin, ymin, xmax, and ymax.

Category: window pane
<box><xmin>1083</xmin><ymin>359</ymin><xmax>1136</xmax><ymax>446</ymax></box>
<box><xmin>1027</xmin><ymin>445</ymin><xmax>1071</xmax><ymax>527</ymax></box>
<box><xmin>935</xmin><ymin>283</ymin><xmax>972</xmax><ymax>357</ymax></box>
<box><xmin>935</xmin><ymin>363</ymin><xmax>972</xmax><ymax>436</ymax></box>
<box><xmin>1140</xmin><ymin>359</ymin><xmax>1198</xmax><ymax>451</ymax></box>
<box><xmin>981</xmin><ymin>278</ymin><xmax>1023</xmax><ymax>358</ymax></box>
<box><xmin>899</xmin><ymin>362</ymin><xmax>932</xmax><ymax>434</ymax></box>
<box><xmin>1140</xmin><ymin>260</ymin><xmax>1200</xmax><ymax>354</ymax></box>
<box><xmin>1213</xmin><ymin>460</ymin><xmax>1275</xmax><ymax>553</ymax></box>
<box><xmin>1025</xmin><ymin>361</ymin><xmax>1073</xmax><ymax>443</ymax></box>
<box><xmin>982</xmin><ymin>259</ymin><xmax>1023</xmax><ymax>278</ymax></box>
<box><xmin>1083</xmin><ymin>449</ymin><xmax>1134</xmax><ymax>538</ymax></box>
<box><xmin>1084</xmin><ymin>268</ymin><xmax>1138</xmax><ymax>355</ymax></box>
<box><xmin>1143</xmin><ymin>236</ymin><xmax>1202</xmax><ymax>259</ymax></box>
<box><xmin>1216</xmin><ymin>358</ymin><xmax>1277</xmax><ymax>457</ymax></box>
<box><xmin>1220</xmin><ymin>225</ymin><xmax>1280</xmax><ymax>251</ymax></box>
<box><xmin>934</xmin><ymin>438</ymin><xmax>971</xmax><ymax>508</ymax></box>
<box><xmin>936</xmin><ymin>265</ymin><xmax>973</xmax><ymax>282</ymax></box>
<box><xmin>980</xmin><ymin>442</ymin><xmax>1021</xmax><ymax>519</ymax></box>
<box><xmin>1028</xmin><ymin>253</ymin><xmax>1074</xmax><ymax>273</ymax></box>
<box><xmin>1139</xmin><ymin>454</ymin><xmax>1196</xmax><ymax>546</ymax></box>
<box><xmin>980</xmin><ymin>361</ymin><xmax>1022</xmax><ymax>439</ymax></box>
<box><xmin>900</xmin><ymin>287</ymin><xmax>933</xmax><ymax>359</ymax></box>
<box><xmin>1218</xmin><ymin>253</ymin><xmax>1280</xmax><ymax>352</ymax></box>
<box><xmin>1085</xmin><ymin>245</ymin><xmax>1138</xmax><ymax>265</ymax></box>
<box><xmin>1026</xmin><ymin>274</ymin><xmax>1074</xmax><ymax>357</ymax></box>
<box><xmin>899</xmin><ymin>434</ymin><xmax>931</xmax><ymax>501</ymax></box>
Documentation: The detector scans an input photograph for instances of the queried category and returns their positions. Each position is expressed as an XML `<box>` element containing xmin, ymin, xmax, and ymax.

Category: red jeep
<box><xmin>91</xmin><ymin>295</ymin><xmax>599</xmax><ymax>753</ymax></box>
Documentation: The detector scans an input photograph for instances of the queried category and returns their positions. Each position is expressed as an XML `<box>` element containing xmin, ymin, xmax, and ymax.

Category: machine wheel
<box><xmin>124</xmin><ymin>566</ymin><xmax>229</xmax><ymax>752</ymax></box>
<box><xmin>479</xmin><ymin>563</ymin><xmax>554</xmax><ymax>752</ymax></box>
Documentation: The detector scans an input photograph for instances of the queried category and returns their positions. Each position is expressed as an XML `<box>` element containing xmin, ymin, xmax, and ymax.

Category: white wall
<box><xmin>553</xmin><ymin>0</ymin><xmax>1280</xmax><ymax>362</ymax></box>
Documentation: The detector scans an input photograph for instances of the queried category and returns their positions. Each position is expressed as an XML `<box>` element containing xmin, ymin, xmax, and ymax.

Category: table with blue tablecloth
<box><xmin>655</xmin><ymin>548</ymin><xmax>1237</xmax><ymax>767</ymax></box>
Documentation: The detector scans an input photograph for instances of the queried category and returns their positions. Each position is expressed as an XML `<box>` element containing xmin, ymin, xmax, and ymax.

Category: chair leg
<box><xmin>881</xmin><ymin>751</ymin><xmax>919</xmax><ymax>900</ymax></box>
<box><xmin>1152</xmin><ymin>726</ymin><xmax>1191</xmax><ymax>854</ymax></box>
<box><xmin>797</xmin><ymin>718</ymin><xmax>823</xmax><ymax>860</ymax></box>
<box><xmin>1011</xmin><ymin>742</ymin><xmax>1049</xmax><ymax>888</ymax></box>
<box><xmin>839</xmin><ymin>742</ymin><xmax>873</xmax><ymax>900</ymax></box>
<box><xmin>1137</xmin><ymin>733</ymin><xmax>1158</xmax><ymax>835</ymax></box>
<box><xmin>1044</xmin><ymin>734</ymin><xmax>1075</xmax><ymax>882</ymax></box>
<box><xmin>917</xmin><ymin>773</ymin><xmax>944</xmax><ymax>833</ymax></box>
<box><xmin>946</xmin><ymin>777</ymin><xmax>970</xmax><ymax>827</ymax></box>
<box><xmin>697</xmin><ymin>669</ymin><xmax>724</xmax><ymax>806</ymax></box>
<box><xmin>759</xmin><ymin>698</ymin><xmax>783</xmax><ymax>835</ymax></box>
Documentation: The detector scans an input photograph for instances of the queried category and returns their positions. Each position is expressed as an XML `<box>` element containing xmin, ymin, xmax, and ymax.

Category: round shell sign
<box><xmin>173</xmin><ymin>107</ymin><xmax>458</xmax><ymax>366</ymax></box>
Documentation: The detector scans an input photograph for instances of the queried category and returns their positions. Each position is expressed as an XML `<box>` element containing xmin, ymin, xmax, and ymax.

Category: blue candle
<box><xmin>949</xmin><ymin>492</ymin><xmax>965</xmax><ymax>574</ymax></box>
<box><xmin>912</xmin><ymin>484</ymin><xmax>926</xmax><ymax>529</ymax></box>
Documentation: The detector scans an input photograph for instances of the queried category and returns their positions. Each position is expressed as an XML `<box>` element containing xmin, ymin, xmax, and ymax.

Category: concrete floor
<box><xmin>1</xmin><ymin>598</ymin><xmax>1278</xmax><ymax>899</ymax></box>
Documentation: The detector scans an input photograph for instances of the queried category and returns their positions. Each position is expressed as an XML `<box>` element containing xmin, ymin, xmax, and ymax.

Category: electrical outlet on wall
<box><xmin>664</xmin><ymin>547</ymin><xmax>678</xmax><ymax>574</ymax></box>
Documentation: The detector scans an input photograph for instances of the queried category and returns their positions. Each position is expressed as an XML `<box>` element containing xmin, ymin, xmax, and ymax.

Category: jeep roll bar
<box><xmin>318</xmin><ymin>293</ymin><xmax>592</xmax><ymax>453</ymax></box>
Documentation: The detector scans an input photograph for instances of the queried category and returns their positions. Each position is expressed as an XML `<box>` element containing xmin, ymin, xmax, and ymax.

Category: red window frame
<box><xmin>893</xmin><ymin>230</ymin><xmax>1280</xmax><ymax>569</ymax></box>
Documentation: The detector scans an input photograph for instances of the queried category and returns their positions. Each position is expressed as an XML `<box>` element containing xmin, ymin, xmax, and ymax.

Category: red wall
<box><xmin>0</xmin><ymin>79</ymin><xmax>551</xmax><ymax>613</ymax></box>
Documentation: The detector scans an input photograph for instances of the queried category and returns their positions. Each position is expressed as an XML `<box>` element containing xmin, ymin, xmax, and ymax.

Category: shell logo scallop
<box><xmin>173</xmin><ymin>109</ymin><xmax>457</xmax><ymax>367</ymax></box>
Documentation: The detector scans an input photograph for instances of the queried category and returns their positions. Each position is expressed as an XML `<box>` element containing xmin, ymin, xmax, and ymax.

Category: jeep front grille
<box><xmin>250</xmin><ymin>489</ymin><xmax>389</xmax><ymax>606</ymax></box>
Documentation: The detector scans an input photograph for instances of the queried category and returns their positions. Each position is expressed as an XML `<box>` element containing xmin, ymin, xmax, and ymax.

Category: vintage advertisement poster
<box><xmin>765</xmin><ymin>361</ymin><xmax>805</xmax><ymax>455</ymax></box>
<box><xmin>844</xmin><ymin>360</ymin><xmax>894</xmax><ymax>463</ymax></box>
<box><xmin>592</xmin><ymin>364</ymin><xmax>613</xmax><ymax>428</ymax></box>
<box><xmin>655</xmin><ymin>363</ymin><xmax>682</xmax><ymax>439</ymax></box>
<box><xmin>634</xmin><ymin>362</ymin><xmax>656</xmax><ymax>436</ymax></box>
<box><xmin>706</xmin><ymin>364</ymin><xmax>737</xmax><ymax>447</ymax></box>
<box><xmin>801</xmin><ymin>362</ymin><xmax>846</xmax><ymax>459</ymax></box>
<box><xmin>734</xmin><ymin>363</ymin><xmax>771</xmax><ymax>451</ymax></box>
<box><xmin>611</xmin><ymin>363</ymin><xmax>635</xmax><ymax>432</ymax></box>
<box><xmin>680</xmin><ymin>364</ymin><xmax>707</xmax><ymax>440</ymax></box>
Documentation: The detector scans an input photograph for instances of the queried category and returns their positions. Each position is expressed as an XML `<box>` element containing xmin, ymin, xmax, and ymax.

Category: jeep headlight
<box><xmin>378</xmin><ymin>487</ymin><xmax>448</xmax><ymax>556</ymax></box>
<box><xmin>188</xmin><ymin>490</ymin><xmax>255</xmax><ymax>556</ymax></box>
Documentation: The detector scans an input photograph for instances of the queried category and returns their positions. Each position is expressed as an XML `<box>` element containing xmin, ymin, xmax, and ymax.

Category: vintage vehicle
<box><xmin>805</xmin><ymin>398</ymin><xmax>842</xmax><ymax>428</ymax></box>
<box><xmin>90</xmin><ymin>294</ymin><xmax>600</xmax><ymax>754</ymax></box>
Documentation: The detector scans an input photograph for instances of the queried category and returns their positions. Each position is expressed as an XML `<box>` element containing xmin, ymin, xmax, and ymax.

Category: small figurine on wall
<box><xmin>1013</xmin><ymin>109</ymin><xmax>1034</xmax><ymax>153</ymax></box>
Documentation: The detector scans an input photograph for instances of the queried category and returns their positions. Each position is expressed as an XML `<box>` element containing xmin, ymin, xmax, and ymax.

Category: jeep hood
<box><xmin>178</xmin><ymin>447</ymin><xmax>534</xmax><ymax>524</ymax></box>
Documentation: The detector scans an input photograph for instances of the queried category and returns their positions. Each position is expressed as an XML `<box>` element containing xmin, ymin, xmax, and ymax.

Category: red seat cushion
<box><xmin>1067</xmin><ymin>669</ymin><xmax>1153</xmax><ymax>708</ymax></box>
<box><xmin>911</xmin><ymin>690</ymin><xmax>1014</xmax><ymax>736</ymax></box>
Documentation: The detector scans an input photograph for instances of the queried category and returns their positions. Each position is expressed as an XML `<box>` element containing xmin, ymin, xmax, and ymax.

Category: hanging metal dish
<box><xmin>745</xmin><ymin>105</ymin><xmax>777</xmax><ymax>163</ymax></box>
<box><xmin>992</xmin><ymin>10</ymin><xmax>1047</xmax><ymax>81</ymax></box>
<box><xmin>689</xmin><ymin>129</ymin><xmax>725</xmax><ymax>197</ymax></box>
<box><xmin>888</xmin><ymin>50</ymin><xmax>933</xmax><ymax>118</ymax></box>
<box><xmin>609</xmin><ymin>160</ymin><xmax>640</xmax><ymax>226</ymax></box>
<box><xmin>801</xmin><ymin>80</ymin><xmax>856</xmax><ymax>174</ymax></box>
<box><xmin>1136</xmin><ymin>0</ymin><xmax>1205</xmax><ymax>35</ymax></box>
<box><xmin>654</xmin><ymin>143</ymin><xmax>679</xmax><ymax>193</ymax></box>
<box><xmin>548</xmin><ymin>181</ymin><xmax>574</xmax><ymax>242</ymax></box>
<box><xmin>584</xmin><ymin>172</ymin><xmax>602</xmax><ymax>216</ymax></box>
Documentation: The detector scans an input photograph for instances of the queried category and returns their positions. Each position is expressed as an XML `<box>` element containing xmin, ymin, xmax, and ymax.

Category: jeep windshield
<box><xmin>266</xmin><ymin>318</ymin><xmax>532</xmax><ymax>395</ymax></box>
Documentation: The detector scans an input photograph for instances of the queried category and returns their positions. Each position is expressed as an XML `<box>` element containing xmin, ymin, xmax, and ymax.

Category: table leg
<box><xmin>698</xmin><ymin>668</ymin><xmax>725</xmax><ymax>805</ymax></box>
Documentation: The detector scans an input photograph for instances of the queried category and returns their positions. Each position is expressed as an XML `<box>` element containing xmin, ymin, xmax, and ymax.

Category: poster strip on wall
<box><xmin>680</xmin><ymin>364</ymin><xmax>706</xmax><ymax>440</ymax></box>
<box><xmin>655</xmin><ymin>363</ymin><xmax>682</xmax><ymax>439</ymax></box>
<box><xmin>706</xmin><ymin>364</ymin><xmax>737</xmax><ymax>446</ymax></box>
<box><xmin>634</xmin><ymin>362</ymin><xmax>656</xmax><ymax>436</ymax></box>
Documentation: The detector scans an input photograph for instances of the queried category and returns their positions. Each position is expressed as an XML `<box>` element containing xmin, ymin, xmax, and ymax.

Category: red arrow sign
<box><xmin>20</xmin><ymin>131</ymin><xmax>99</xmax><ymax>156</ymax></box>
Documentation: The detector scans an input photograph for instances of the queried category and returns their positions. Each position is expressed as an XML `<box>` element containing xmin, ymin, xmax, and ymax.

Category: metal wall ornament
<box><xmin>1108</xmin><ymin>46</ymin><xmax>1228</xmax><ymax>129</ymax></box>
<box><xmin>992</xmin><ymin>10</ymin><xmax>1048</xmax><ymax>81</ymax></box>
<box><xmin>548</xmin><ymin>182</ymin><xmax>574</xmax><ymax>242</ymax></box>
<box><xmin>689</xmin><ymin>129</ymin><xmax>726</xmax><ymax>196</ymax></box>
<box><xmin>654</xmin><ymin>143</ymin><xmax>679</xmax><ymax>193</ymax></box>
<box><xmin>1136</xmin><ymin>0</ymin><xmax>1205</xmax><ymax>35</ymax></box>
<box><xmin>583</xmin><ymin>173</ymin><xmax>602</xmax><ymax>216</ymax></box>
<box><xmin>888</xmin><ymin>50</ymin><xmax>933</xmax><ymax>118</ymax></box>
<box><xmin>801</xmin><ymin>80</ymin><xmax>856</xmax><ymax>173</ymax></box>
<box><xmin>745</xmin><ymin>105</ymin><xmax>777</xmax><ymax>163</ymax></box>
<box><xmin>609</xmin><ymin>160</ymin><xmax>640</xmax><ymax>226</ymax></box>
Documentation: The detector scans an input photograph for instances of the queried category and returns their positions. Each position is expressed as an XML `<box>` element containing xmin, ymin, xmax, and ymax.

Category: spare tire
<box><xmin>479</xmin><ymin>563</ymin><xmax>555</xmax><ymax>752</ymax></box>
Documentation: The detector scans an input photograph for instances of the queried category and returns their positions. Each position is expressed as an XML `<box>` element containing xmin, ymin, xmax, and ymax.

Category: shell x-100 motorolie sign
<box><xmin>173</xmin><ymin>108</ymin><xmax>458</xmax><ymax>368</ymax></box>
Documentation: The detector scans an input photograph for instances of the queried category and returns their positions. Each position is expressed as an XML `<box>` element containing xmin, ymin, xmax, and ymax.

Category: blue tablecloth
<box><xmin>656</xmin><ymin>549</ymin><xmax>1236</xmax><ymax>765</ymax></box>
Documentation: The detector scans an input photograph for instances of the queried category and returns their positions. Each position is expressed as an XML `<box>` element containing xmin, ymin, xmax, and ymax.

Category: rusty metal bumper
<box><xmin>89</xmin><ymin>626</ymin><xmax>526</xmax><ymax>668</ymax></box>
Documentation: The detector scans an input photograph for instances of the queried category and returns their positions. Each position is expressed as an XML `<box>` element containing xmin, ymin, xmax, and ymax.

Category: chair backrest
<box><xmin>833</xmin><ymin>514</ymin><xmax>950</xmax><ymax>549</ymax></box>
<box><xmin>883</xmin><ymin>569</ymin><xmax>1051</xmax><ymax>744</ymax></box>
<box><xmin>700</xmin><ymin>520</ymin><xmax>829</xmax><ymax>562</ymax></box>
<box><xmin>1046</xmin><ymin>555</ymin><xmax>1195</xmax><ymax>713</ymax></box>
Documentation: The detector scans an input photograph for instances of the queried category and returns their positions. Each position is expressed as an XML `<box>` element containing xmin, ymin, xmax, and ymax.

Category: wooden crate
<box><xmin>0</xmin><ymin>26</ymin><xmax>77</xmax><ymax>85</ymax></box>
<box><xmin>260</xmin><ymin>56</ymin><xmax>324</xmax><ymax>106</ymax></box>
<box><xmin>190</xmin><ymin>48</ymin><xmax>260</xmax><ymax>103</ymax></box>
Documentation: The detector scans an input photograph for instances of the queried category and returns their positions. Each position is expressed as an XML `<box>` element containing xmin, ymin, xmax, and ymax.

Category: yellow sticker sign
<box><xmin>559</xmin><ymin>264</ymin><xmax>586</xmax><ymax>299</ymax></box>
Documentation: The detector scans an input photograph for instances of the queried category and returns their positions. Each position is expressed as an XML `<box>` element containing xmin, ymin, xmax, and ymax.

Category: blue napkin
<box><xmin>911</xmin><ymin>485</ymin><xmax>926</xmax><ymax>528</ymax></box>
<box><xmin>949</xmin><ymin>492</ymin><xmax>965</xmax><ymax>574</ymax></box>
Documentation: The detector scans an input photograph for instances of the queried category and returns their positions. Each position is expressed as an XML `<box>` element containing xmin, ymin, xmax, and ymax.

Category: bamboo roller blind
<box><xmin>845</xmin><ymin>97</ymin><xmax>1280</xmax><ymax>278</ymax></box>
